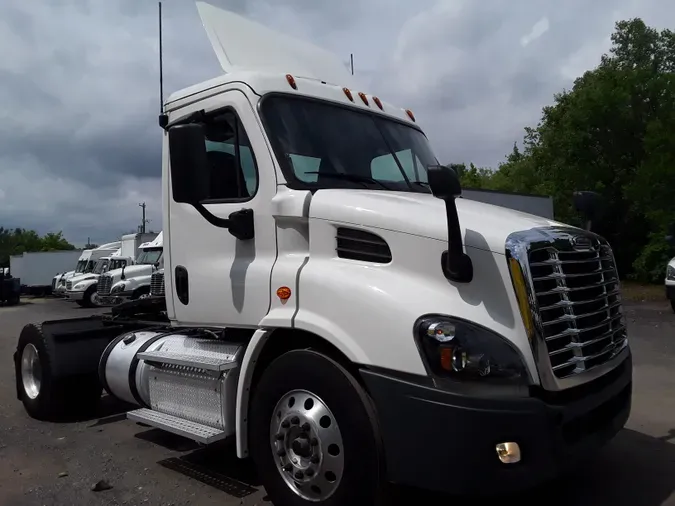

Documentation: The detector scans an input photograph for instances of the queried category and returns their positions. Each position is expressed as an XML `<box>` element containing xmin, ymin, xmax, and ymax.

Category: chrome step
<box><xmin>137</xmin><ymin>350</ymin><xmax>238</xmax><ymax>372</ymax></box>
<box><xmin>127</xmin><ymin>408</ymin><xmax>227</xmax><ymax>444</ymax></box>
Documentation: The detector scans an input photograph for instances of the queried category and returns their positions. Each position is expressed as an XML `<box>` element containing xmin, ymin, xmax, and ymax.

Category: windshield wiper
<box><xmin>304</xmin><ymin>172</ymin><xmax>392</xmax><ymax>190</ymax></box>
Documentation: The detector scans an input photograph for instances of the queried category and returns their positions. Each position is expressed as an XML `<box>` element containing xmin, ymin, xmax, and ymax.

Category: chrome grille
<box><xmin>151</xmin><ymin>271</ymin><xmax>165</xmax><ymax>296</ymax></box>
<box><xmin>97</xmin><ymin>275</ymin><xmax>113</xmax><ymax>296</ymax></box>
<box><xmin>66</xmin><ymin>281</ymin><xmax>73</xmax><ymax>291</ymax></box>
<box><xmin>507</xmin><ymin>227</ymin><xmax>628</xmax><ymax>391</ymax></box>
<box><xmin>529</xmin><ymin>243</ymin><xmax>626</xmax><ymax>378</ymax></box>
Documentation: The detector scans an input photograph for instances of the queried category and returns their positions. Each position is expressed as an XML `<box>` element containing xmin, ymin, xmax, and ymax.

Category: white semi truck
<box><xmin>13</xmin><ymin>4</ymin><xmax>632</xmax><ymax>504</ymax></box>
<box><xmin>53</xmin><ymin>243</ymin><xmax>121</xmax><ymax>297</ymax></box>
<box><xmin>96</xmin><ymin>232</ymin><xmax>163</xmax><ymax>306</ymax></box>
<box><xmin>65</xmin><ymin>234</ymin><xmax>156</xmax><ymax>307</ymax></box>
<box><xmin>66</xmin><ymin>249</ymin><xmax>134</xmax><ymax>307</ymax></box>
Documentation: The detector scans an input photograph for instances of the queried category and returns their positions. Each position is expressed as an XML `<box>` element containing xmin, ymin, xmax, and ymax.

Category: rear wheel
<box><xmin>250</xmin><ymin>350</ymin><xmax>385</xmax><ymax>506</ymax></box>
<box><xmin>16</xmin><ymin>324</ymin><xmax>102</xmax><ymax>420</ymax></box>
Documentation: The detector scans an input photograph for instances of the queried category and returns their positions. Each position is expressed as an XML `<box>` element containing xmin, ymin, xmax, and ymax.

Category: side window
<box><xmin>289</xmin><ymin>154</ymin><xmax>321</xmax><ymax>183</ymax></box>
<box><xmin>203</xmin><ymin>110</ymin><xmax>258</xmax><ymax>201</ymax></box>
<box><xmin>371</xmin><ymin>149</ymin><xmax>427</xmax><ymax>183</ymax></box>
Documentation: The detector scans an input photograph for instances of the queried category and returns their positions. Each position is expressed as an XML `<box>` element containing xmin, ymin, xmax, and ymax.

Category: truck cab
<box><xmin>66</xmin><ymin>249</ymin><xmax>134</xmax><ymax>307</ymax></box>
<box><xmin>97</xmin><ymin>232</ymin><xmax>163</xmax><ymax>305</ymax></box>
<box><xmin>13</xmin><ymin>4</ymin><xmax>632</xmax><ymax>504</ymax></box>
<box><xmin>53</xmin><ymin>250</ymin><xmax>92</xmax><ymax>297</ymax></box>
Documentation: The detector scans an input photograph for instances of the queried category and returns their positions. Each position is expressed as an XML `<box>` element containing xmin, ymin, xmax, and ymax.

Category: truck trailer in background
<box><xmin>10</xmin><ymin>250</ymin><xmax>84</xmax><ymax>296</ymax></box>
<box><xmin>462</xmin><ymin>188</ymin><xmax>554</xmax><ymax>219</ymax></box>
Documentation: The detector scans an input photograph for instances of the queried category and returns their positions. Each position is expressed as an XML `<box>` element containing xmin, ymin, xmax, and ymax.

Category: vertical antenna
<box><xmin>159</xmin><ymin>1</ymin><xmax>164</xmax><ymax>114</ymax></box>
<box><xmin>350</xmin><ymin>53</ymin><xmax>354</xmax><ymax>75</ymax></box>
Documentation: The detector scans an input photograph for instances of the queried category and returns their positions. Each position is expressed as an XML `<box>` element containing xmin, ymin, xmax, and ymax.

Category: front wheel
<box><xmin>249</xmin><ymin>350</ymin><xmax>385</xmax><ymax>506</ymax></box>
<box><xmin>79</xmin><ymin>286</ymin><xmax>98</xmax><ymax>308</ymax></box>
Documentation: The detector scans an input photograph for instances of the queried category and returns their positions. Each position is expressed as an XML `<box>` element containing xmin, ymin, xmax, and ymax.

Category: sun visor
<box><xmin>196</xmin><ymin>2</ymin><xmax>356</xmax><ymax>87</ymax></box>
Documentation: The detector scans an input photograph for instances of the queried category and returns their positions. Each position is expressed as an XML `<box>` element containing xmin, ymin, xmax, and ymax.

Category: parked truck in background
<box><xmin>53</xmin><ymin>242</ymin><xmax>122</xmax><ymax>297</ymax></box>
<box><xmin>96</xmin><ymin>232</ymin><xmax>163</xmax><ymax>306</ymax></box>
<box><xmin>66</xmin><ymin>249</ymin><xmax>135</xmax><ymax>308</ymax></box>
<box><xmin>0</xmin><ymin>267</ymin><xmax>21</xmax><ymax>306</ymax></box>
<box><xmin>666</xmin><ymin>226</ymin><xmax>675</xmax><ymax>313</ymax></box>
<box><xmin>12</xmin><ymin>4</ymin><xmax>632</xmax><ymax>504</ymax></box>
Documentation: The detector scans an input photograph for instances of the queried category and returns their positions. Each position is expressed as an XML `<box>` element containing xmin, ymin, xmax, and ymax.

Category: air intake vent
<box><xmin>336</xmin><ymin>228</ymin><xmax>392</xmax><ymax>263</ymax></box>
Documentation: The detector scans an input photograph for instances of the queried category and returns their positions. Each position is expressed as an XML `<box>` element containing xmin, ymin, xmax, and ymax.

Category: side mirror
<box><xmin>573</xmin><ymin>191</ymin><xmax>603</xmax><ymax>230</ymax></box>
<box><xmin>427</xmin><ymin>165</ymin><xmax>473</xmax><ymax>283</ymax></box>
<box><xmin>168</xmin><ymin>124</ymin><xmax>210</xmax><ymax>204</ymax></box>
<box><xmin>428</xmin><ymin>164</ymin><xmax>462</xmax><ymax>200</ymax></box>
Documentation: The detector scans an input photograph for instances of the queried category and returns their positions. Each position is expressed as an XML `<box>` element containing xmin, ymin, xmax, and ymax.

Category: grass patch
<box><xmin>620</xmin><ymin>281</ymin><xmax>665</xmax><ymax>302</ymax></box>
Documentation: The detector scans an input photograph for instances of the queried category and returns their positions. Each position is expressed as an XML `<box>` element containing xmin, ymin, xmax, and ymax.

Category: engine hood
<box><xmin>69</xmin><ymin>273</ymin><xmax>99</xmax><ymax>284</ymax></box>
<box><xmin>105</xmin><ymin>264</ymin><xmax>155</xmax><ymax>280</ymax></box>
<box><xmin>309</xmin><ymin>190</ymin><xmax>567</xmax><ymax>254</ymax></box>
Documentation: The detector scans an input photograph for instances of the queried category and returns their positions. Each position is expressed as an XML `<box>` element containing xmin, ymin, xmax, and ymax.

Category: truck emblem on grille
<box><xmin>571</xmin><ymin>235</ymin><xmax>593</xmax><ymax>251</ymax></box>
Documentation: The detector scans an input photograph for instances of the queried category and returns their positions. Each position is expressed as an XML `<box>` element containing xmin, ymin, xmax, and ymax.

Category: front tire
<box><xmin>249</xmin><ymin>350</ymin><xmax>385</xmax><ymax>506</ymax></box>
<box><xmin>16</xmin><ymin>324</ymin><xmax>102</xmax><ymax>420</ymax></box>
<box><xmin>80</xmin><ymin>285</ymin><xmax>98</xmax><ymax>308</ymax></box>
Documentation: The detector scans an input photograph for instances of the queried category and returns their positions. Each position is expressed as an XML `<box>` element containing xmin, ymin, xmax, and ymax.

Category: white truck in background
<box><xmin>97</xmin><ymin>232</ymin><xmax>163</xmax><ymax>305</ymax></box>
<box><xmin>53</xmin><ymin>242</ymin><xmax>122</xmax><ymax>297</ymax></box>
<box><xmin>66</xmin><ymin>234</ymin><xmax>156</xmax><ymax>307</ymax></box>
<box><xmin>13</xmin><ymin>4</ymin><xmax>632</xmax><ymax>504</ymax></box>
<box><xmin>666</xmin><ymin>227</ymin><xmax>675</xmax><ymax>313</ymax></box>
<box><xmin>8</xmin><ymin>250</ymin><xmax>84</xmax><ymax>296</ymax></box>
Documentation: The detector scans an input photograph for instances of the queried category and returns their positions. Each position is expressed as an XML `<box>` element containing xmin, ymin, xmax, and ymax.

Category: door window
<box><xmin>202</xmin><ymin>110</ymin><xmax>259</xmax><ymax>201</ymax></box>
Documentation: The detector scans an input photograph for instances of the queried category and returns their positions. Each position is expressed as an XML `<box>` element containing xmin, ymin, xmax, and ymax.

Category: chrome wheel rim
<box><xmin>21</xmin><ymin>344</ymin><xmax>42</xmax><ymax>400</ymax></box>
<box><xmin>270</xmin><ymin>390</ymin><xmax>344</xmax><ymax>502</ymax></box>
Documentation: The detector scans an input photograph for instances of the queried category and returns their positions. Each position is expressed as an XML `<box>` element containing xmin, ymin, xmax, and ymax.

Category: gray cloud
<box><xmin>0</xmin><ymin>0</ymin><xmax>673</xmax><ymax>245</ymax></box>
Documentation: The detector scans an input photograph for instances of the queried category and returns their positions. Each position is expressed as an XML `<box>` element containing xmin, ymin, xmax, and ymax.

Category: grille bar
<box><xmin>151</xmin><ymin>271</ymin><xmax>165</xmax><ymax>296</ymax></box>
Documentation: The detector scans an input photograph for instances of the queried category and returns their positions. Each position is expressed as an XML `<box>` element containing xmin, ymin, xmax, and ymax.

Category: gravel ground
<box><xmin>0</xmin><ymin>297</ymin><xmax>674</xmax><ymax>506</ymax></box>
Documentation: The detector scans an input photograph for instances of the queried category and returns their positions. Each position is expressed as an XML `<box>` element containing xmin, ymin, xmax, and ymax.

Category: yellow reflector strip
<box><xmin>509</xmin><ymin>257</ymin><xmax>535</xmax><ymax>341</ymax></box>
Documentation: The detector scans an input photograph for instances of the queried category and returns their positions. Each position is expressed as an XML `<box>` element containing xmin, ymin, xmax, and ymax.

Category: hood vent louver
<box><xmin>336</xmin><ymin>228</ymin><xmax>392</xmax><ymax>263</ymax></box>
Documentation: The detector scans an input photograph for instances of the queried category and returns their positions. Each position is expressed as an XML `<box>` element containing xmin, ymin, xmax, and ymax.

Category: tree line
<box><xmin>0</xmin><ymin>227</ymin><xmax>75</xmax><ymax>268</ymax></box>
<box><xmin>450</xmin><ymin>18</ymin><xmax>675</xmax><ymax>283</ymax></box>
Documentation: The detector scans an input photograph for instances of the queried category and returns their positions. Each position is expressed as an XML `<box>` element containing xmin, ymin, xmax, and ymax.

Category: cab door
<box><xmin>166</xmin><ymin>88</ymin><xmax>277</xmax><ymax>327</ymax></box>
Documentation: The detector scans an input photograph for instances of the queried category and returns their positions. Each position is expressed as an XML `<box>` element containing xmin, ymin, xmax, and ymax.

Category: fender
<box><xmin>235</xmin><ymin>328</ymin><xmax>271</xmax><ymax>458</ymax></box>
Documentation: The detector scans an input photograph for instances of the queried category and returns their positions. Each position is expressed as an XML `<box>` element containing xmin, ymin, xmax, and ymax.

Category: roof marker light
<box><xmin>358</xmin><ymin>92</ymin><xmax>369</xmax><ymax>106</ymax></box>
<box><xmin>286</xmin><ymin>74</ymin><xmax>297</xmax><ymax>90</ymax></box>
<box><xmin>405</xmin><ymin>109</ymin><xmax>416</xmax><ymax>122</ymax></box>
<box><xmin>343</xmin><ymin>87</ymin><xmax>354</xmax><ymax>102</ymax></box>
<box><xmin>373</xmin><ymin>96</ymin><xmax>384</xmax><ymax>110</ymax></box>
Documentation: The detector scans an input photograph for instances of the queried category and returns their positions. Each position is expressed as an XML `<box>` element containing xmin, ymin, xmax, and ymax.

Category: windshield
<box><xmin>75</xmin><ymin>260</ymin><xmax>87</xmax><ymax>273</ymax></box>
<box><xmin>261</xmin><ymin>95</ymin><xmax>438</xmax><ymax>192</ymax></box>
<box><xmin>136</xmin><ymin>248</ymin><xmax>163</xmax><ymax>265</ymax></box>
<box><xmin>93</xmin><ymin>259</ymin><xmax>109</xmax><ymax>274</ymax></box>
<box><xmin>110</xmin><ymin>259</ymin><xmax>127</xmax><ymax>270</ymax></box>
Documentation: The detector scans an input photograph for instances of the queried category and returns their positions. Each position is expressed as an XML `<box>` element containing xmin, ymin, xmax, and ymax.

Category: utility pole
<box><xmin>350</xmin><ymin>53</ymin><xmax>354</xmax><ymax>75</ymax></box>
<box><xmin>138</xmin><ymin>202</ymin><xmax>149</xmax><ymax>234</ymax></box>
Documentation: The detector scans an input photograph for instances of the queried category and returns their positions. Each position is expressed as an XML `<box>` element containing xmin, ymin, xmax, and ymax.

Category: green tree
<box><xmin>0</xmin><ymin>227</ymin><xmax>75</xmax><ymax>267</ymax></box>
<box><xmin>470</xmin><ymin>18</ymin><xmax>675</xmax><ymax>281</ymax></box>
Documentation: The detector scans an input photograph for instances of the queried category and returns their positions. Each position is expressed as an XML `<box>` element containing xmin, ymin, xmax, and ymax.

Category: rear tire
<box><xmin>249</xmin><ymin>349</ymin><xmax>385</xmax><ymax>506</ymax></box>
<box><xmin>16</xmin><ymin>324</ymin><xmax>102</xmax><ymax>420</ymax></box>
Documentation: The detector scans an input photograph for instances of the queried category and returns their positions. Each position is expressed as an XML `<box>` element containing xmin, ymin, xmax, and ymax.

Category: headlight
<box><xmin>667</xmin><ymin>265</ymin><xmax>675</xmax><ymax>281</ymax></box>
<box><xmin>414</xmin><ymin>316</ymin><xmax>529</xmax><ymax>385</ymax></box>
<box><xmin>111</xmin><ymin>283</ymin><xmax>126</xmax><ymax>294</ymax></box>
<box><xmin>73</xmin><ymin>283</ymin><xmax>86</xmax><ymax>291</ymax></box>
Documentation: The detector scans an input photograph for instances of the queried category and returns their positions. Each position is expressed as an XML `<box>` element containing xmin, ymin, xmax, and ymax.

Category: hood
<box><xmin>69</xmin><ymin>273</ymin><xmax>99</xmax><ymax>284</ymax></box>
<box><xmin>105</xmin><ymin>264</ymin><xmax>155</xmax><ymax>280</ymax></box>
<box><xmin>195</xmin><ymin>2</ymin><xmax>356</xmax><ymax>87</ymax></box>
<box><xmin>308</xmin><ymin>190</ymin><xmax>566</xmax><ymax>254</ymax></box>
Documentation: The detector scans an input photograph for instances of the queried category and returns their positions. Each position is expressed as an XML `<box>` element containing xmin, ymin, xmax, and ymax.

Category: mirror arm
<box><xmin>441</xmin><ymin>198</ymin><xmax>473</xmax><ymax>283</ymax></box>
<box><xmin>192</xmin><ymin>204</ymin><xmax>255</xmax><ymax>241</ymax></box>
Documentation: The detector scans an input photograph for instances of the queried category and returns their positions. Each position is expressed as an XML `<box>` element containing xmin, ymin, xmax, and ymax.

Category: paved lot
<box><xmin>0</xmin><ymin>297</ymin><xmax>674</xmax><ymax>506</ymax></box>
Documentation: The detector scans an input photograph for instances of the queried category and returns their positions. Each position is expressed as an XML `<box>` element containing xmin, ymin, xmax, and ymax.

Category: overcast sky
<box><xmin>0</xmin><ymin>0</ymin><xmax>672</xmax><ymax>246</ymax></box>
